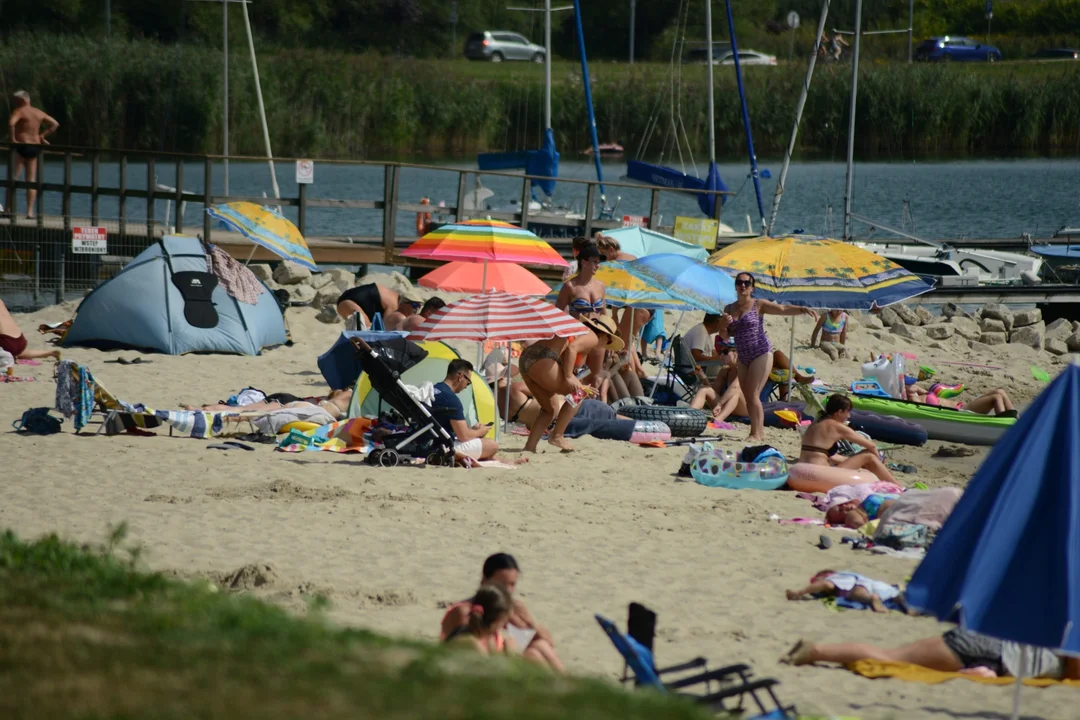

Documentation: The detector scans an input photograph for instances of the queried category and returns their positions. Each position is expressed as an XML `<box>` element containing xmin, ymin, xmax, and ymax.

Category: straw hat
<box><xmin>580</xmin><ymin>315</ymin><xmax>624</xmax><ymax>351</ymax></box>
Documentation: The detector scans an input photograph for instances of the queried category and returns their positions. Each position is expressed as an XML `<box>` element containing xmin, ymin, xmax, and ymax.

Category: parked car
<box><xmin>684</xmin><ymin>43</ymin><xmax>733</xmax><ymax>63</ymax></box>
<box><xmin>464</xmin><ymin>31</ymin><xmax>545</xmax><ymax>63</ymax></box>
<box><xmin>718</xmin><ymin>49</ymin><xmax>777</xmax><ymax>66</ymax></box>
<box><xmin>1034</xmin><ymin>48</ymin><xmax>1080</xmax><ymax>60</ymax></box>
<box><xmin>915</xmin><ymin>36</ymin><xmax>1001</xmax><ymax>62</ymax></box>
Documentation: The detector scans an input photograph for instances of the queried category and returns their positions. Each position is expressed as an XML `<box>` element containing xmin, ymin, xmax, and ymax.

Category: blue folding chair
<box><xmin>595</xmin><ymin>608</ymin><xmax>796</xmax><ymax>718</ymax></box>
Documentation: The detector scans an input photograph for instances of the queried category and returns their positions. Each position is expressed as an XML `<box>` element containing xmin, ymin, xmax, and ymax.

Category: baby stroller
<box><xmin>349</xmin><ymin>337</ymin><xmax>456</xmax><ymax>468</ymax></box>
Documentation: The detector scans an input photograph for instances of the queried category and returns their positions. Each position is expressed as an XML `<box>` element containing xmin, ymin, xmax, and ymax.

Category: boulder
<box><xmin>1067</xmin><ymin>330</ymin><xmax>1080</xmax><ymax>353</ymax></box>
<box><xmin>326</xmin><ymin>268</ymin><xmax>355</xmax><ymax>291</ymax></box>
<box><xmin>979</xmin><ymin>332</ymin><xmax>1008</xmax><ymax>346</ymax></box>
<box><xmin>890</xmin><ymin>322</ymin><xmax>919</xmax><ymax>340</ymax></box>
<box><xmin>1045</xmin><ymin>338</ymin><xmax>1069</xmax><ymax>356</ymax></box>
<box><xmin>980</xmin><ymin>303</ymin><xmax>1014</xmax><ymax>331</ymax></box>
<box><xmin>285</xmin><ymin>283</ymin><xmax>316</xmax><ymax>304</ymax></box>
<box><xmin>948</xmin><ymin>316</ymin><xmax>981</xmax><ymax>340</ymax></box>
<box><xmin>941</xmin><ymin>302</ymin><xmax>964</xmax><ymax>318</ymax></box>
<box><xmin>312</xmin><ymin>284</ymin><xmax>343</xmax><ymax>311</ymax></box>
<box><xmin>967</xmin><ymin>340</ymin><xmax>994</xmax><ymax>354</ymax></box>
<box><xmin>925</xmin><ymin>325</ymin><xmax>954</xmax><ymax>340</ymax></box>
<box><xmin>914</xmin><ymin>306</ymin><xmax>934</xmax><ymax>326</ymax></box>
<box><xmin>1009</xmin><ymin>323</ymin><xmax>1044</xmax><ymax>350</ymax></box>
<box><xmin>248</xmin><ymin>263</ymin><xmax>274</xmax><ymax>284</ymax></box>
<box><xmin>979</xmin><ymin>317</ymin><xmax>1007</xmax><ymax>334</ymax></box>
<box><xmin>274</xmin><ymin>262</ymin><xmax>312</xmax><ymax>286</ymax></box>
<box><xmin>862</xmin><ymin>314</ymin><xmax>884</xmax><ymax>330</ymax></box>
<box><xmin>893</xmin><ymin>304</ymin><xmax>920</xmax><ymax>326</ymax></box>
<box><xmin>309</xmin><ymin>273</ymin><xmax>336</xmax><ymax>291</ymax></box>
<box><xmin>316</xmin><ymin>305</ymin><xmax>342</xmax><ymax>324</ymax></box>
<box><xmin>845</xmin><ymin>313</ymin><xmax>860</xmax><ymax>331</ymax></box>
<box><xmin>1012</xmin><ymin>309</ymin><xmax>1042</xmax><ymax>328</ymax></box>
<box><xmin>1046</xmin><ymin>317</ymin><xmax>1073</xmax><ymax>340</ymax></box>
<box><xmin>879</xmin><ymin>306</ymin><xmax>900</xmax><ymax>327</ymax></box>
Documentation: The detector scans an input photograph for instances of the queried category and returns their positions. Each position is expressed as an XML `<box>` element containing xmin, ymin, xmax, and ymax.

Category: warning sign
<box><xmin>673</xmin><ymin>216</ymin><xmax>720</xmax><ymax>250</ymax></box>
<box><xmin>72</xmin><ymin>226</ymin><xmax>107</xmax><ymax>254</ymax></box>
<box><xmin>295</xmin><ymin>159</ymin><xmax>314</xmax><ymax>185</ymax></box>
<box><xmin>621</xmin><ymin>214</ymin><xmax>649</xmax><ymax>228</ymax></box>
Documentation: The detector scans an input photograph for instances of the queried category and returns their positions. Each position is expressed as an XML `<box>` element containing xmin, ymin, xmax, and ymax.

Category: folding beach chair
<box><xmin>349</xmin><ymin>337</ymin><xmax>456</xmax><ymax>467</ymax></box>
<box><xmin>595</xmin><ymin>606</ymin><xmax>796</xmax><ymax>719</ymax></box>
<box><xmin>56</xmin><ymin>361</ymin><xmax>166</xmax><ymax>436</ymax></box>
<box><xmin>649</xmin><ymin>335</ymin><xmax>728</xmax><ymax>406</ymax></box>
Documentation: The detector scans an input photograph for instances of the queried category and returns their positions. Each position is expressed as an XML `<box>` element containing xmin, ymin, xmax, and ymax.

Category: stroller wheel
<box><xmin>378</xmin><ymin>449</ymin><xmax>400</xmax><ymax>467</ymax></box>
<box><xmin>426</xmin><ymin>452</ymin><xmax>444</xmax><ymax>467</ymax></box>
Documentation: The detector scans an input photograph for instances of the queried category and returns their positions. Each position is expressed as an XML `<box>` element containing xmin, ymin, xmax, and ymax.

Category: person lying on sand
<box><xmin>0</xmin><ymin>298</ymin><xmax>61</xmax><ymax>361</ymax></box>
<box><xmin>781</xmin><ymin>630</ymin><xmax>1080</xmax><ymax>680</ymax></box>
<box><xmin>788</xmin><ymin>394</ymin><xmax>899</xmax><ymax>492</ymax></box>
<box><xmin>185</xmin><ymin>389</ymin><xmax>352</xmax><ymax>420</ymax></box>
<box><xmin>441</xmin><ymin>553</ymin><xmax>564</xmax><ymax>672</ymax></box>
<box><xmin>786</xmin><ymin>569</ymin><xmax>913</xmax><ymax>614</ymax></box>
<box><xmin>444</xmin><ymin>584</ymin><xmax>515</xmax><ymax>657</ymax></box>
<box><xmin>906</xmin><ymin>384</ymin><xmax>1018</xmax><ymax>418</ymax></box>
<box><xmin>823</xmin><ymin>490</ymin><xmax>900</xmax><ymax>529</ymax></box>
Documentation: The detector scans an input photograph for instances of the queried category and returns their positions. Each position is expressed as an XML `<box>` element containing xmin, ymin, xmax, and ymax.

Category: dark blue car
<box><xmin>915</xmin><ymin>36</ymin><xmax>1002</xmax><ymax>62</ymax></box>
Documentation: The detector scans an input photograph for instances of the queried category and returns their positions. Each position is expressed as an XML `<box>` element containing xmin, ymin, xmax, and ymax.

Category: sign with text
<box><xmin>72</xmin><ymin>226</ymin><xmax>107</xmax><ymax>254</ymax></box>
<box><xmin>621</xmin><ymin>214</ymin><xmax>648</xmax><ymax>228</ymax></box>
<box><xmin>295</xmin><ymin>159</ymin><xmax>314</xmax><ymax>184</ymax></box>
<box><xmin>673</xmin><ymin>216</ymin><xmax>720</xmax><ymax>250</ymax></box>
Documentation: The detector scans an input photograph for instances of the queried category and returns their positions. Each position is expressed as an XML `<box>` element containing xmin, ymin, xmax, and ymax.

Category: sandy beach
<box><xmin>2</xmin><ymin>288</ymin><xmax>1075</xmax><ymax>720</ymax></box>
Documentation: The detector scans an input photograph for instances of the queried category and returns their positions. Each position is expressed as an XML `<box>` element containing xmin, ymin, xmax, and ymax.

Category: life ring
<box><xmin>416</xmin><ymin>197</ymin><xmax>432</xmax><ymax>236</ymax></box>
<box><xmin>617</xmin><ymin>403</ymin><xmax>709</xmax><ymax>437</ymax></box>
<box><xmin>690</xmin><ymin>448</ymin><xmax>789</xmax><ymax>490</ymax></box>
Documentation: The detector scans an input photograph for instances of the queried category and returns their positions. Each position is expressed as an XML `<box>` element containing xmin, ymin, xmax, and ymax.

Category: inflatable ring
<box><xmin>691</xmin><ymin>448</ymin><xmax>789</xmax><ymax>490</ymax></box>
<box><xmin>279</xmin><ymin>420</ymin><xmax>320</xmax><ymax>434</ymax></box>
<box><xmin>629</xmin><ymin>420</ymin><xmax>671</xmax><ymax>444</ymax></box>
<box><xmin>787</xmin><ymin>462</ymin><xmax>880</xmax><ymax>493</ymax></box>
<box><xmin>618</xmin><ymin>404</ymin><xmax>708</xmax><ymax>437</ymax></box>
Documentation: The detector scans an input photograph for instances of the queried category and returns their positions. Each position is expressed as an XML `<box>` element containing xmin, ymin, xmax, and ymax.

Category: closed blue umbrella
<box><xmin>624</xmin><ymin>254</ymin><xmax>737</xmax><ymax>314</ymax></box>
<box><xmin>907</xmin><ymin>362</ymin><xmax>1080</xmax><ymax>717</ymax></box>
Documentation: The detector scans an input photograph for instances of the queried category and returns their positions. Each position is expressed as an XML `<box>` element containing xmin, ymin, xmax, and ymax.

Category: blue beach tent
<box><xmin>63</xmin><ymin>234</ymin><xmax>287</xmax><ymax>355</ymax></box>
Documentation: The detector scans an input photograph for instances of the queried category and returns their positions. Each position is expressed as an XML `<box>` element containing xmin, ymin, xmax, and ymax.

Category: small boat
<box><xmin>848</xmin><ymin>395</ymin><xmax>1015</xmax><ymax>446</ymax></box>
<box><xmin>581</xmin><ymin>143</ymin><xmax>624</xmax><ymax>156</ymax></box>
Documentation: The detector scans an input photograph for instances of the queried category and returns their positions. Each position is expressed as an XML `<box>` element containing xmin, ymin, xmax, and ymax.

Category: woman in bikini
<box><xmin>0</xmin><ymin>298</ymin><xmax>62</xmax><ymax>361</ymax></box>
<box><xmin>555</xmin><ymin>244</ymin><xmax>607</xmax><ymax>320</ymax></box>
<box><xmin>723</xmin><ymin>273</ymin><xmax>817</xmax><ymax>441</ymax></box>
<box><xmin>186</xmin><ymin>389</ymin><xmax>353</xmax><ymax>420</ymax></box>
<box><xmin>788</xmin><ymin>394</ymin><xmax>899</xmax><ymax>493</ymax></box>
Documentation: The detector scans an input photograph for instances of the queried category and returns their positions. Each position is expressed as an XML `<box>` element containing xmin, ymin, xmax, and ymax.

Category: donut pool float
<box><xmin>690</xmin><ymin>448</ymin><xmax>789</xmax><ymax>490</ymax></box>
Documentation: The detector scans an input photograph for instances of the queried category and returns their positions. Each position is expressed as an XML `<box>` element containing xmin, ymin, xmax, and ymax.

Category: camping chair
<box><xmin>650</xmin><ymin>335</ymin><xmax>727</xmax><ymax>406</ymax></box>
<box><xmin>57</xmin><ymin>362</ymin><xmax>166</xmax><ymax>436</ymax></box>
<box><xmin>349</xmin><ymin>337</ymin><xmax>456</xmax><ymax>468</ymax></box>
<box><xmin>596</xmin><ymin>606</ymin><xmax>796</xmax><ymax>719</ymax></box>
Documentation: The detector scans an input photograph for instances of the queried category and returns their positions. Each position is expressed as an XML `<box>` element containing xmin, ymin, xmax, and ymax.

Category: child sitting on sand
<box><xmin>444</xmin><ymin>584</ymin><xmax>515</xmax><ymax>656</ymax></box>
<box><xmin>786</xmin><ymin>569</ymin><xmax>912</xmax><ymax>614</ymax></box>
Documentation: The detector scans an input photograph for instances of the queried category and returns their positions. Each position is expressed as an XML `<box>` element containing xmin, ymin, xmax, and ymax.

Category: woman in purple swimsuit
<box><xmin>723</xmin><ymin>273</ymin><xmax>817</xmax><ymax>441</ymax></box>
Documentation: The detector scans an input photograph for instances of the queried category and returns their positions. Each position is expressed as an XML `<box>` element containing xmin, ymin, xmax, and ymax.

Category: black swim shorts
<box><xmin>942</xmin><ymin>627</ymin><xmax>1005</xmax><ymax>675</ymax></box>
<box><xmin>336</xmin><ymin>283</ymin><xmax>381</xmax><ymax>322</ymax></box>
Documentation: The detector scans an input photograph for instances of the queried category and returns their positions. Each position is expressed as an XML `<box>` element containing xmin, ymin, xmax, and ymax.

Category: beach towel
<box><xmin>847</xmin><ymin>660</ymin><xmax>1080</xmax><ymax>687</ymax></box>
<box><xmin>53</xmin><ymin>361</ymin><xmax>96</xmax><ymax>431</ymax></box>
<box><xmin>876</xmin><ymin>488</ymin><xmax>961</xmax><ymax>530</ymax></box>
<box><xmin>641</xmin><ymin>309</ymin><xmax>667</xmax><ymax>344</ymax></box>
<box><xmin>207</xmin><ymin>244</ymin><xmax>263</xmax><ymax>305</ymax></box>
<box><xmin>251</xmin><ymin>406</ymin><xmax>337</xmax><ymax>435</ymax></box>
<box><xmin>276</xmin><ymin>417</ymin><xmax>375</xmax><ymax>454</ymax></box>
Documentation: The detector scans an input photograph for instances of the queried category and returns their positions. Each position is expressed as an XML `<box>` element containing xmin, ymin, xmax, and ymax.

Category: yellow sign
<box><xmin>673</xmin><ymin>216</ymin><xmax>720</xmax><ymax>250</ymax></box>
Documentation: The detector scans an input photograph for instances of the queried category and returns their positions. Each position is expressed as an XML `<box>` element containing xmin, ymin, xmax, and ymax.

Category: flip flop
<box><xmin>207</xmin><ymin>444</ymin><xmax>240</xmax><ymax>451</ymax></box>
<box><xmin>223</xmin><ymin>441</ymin><xmax>254</xmax><ymax>451</ymax></box>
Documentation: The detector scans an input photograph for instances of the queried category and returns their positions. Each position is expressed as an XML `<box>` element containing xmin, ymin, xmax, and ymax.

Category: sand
<box><xmin>1</xmin><ymin>290</ymin><xmax>1075</xmax><ymax>720</ymax></box>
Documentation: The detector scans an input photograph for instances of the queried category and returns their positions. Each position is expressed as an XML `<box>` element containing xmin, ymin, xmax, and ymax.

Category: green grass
<box><xmin>0</xmin><ymin>525</ymin><xmax>711</xmax><ymax>720</ymax></box>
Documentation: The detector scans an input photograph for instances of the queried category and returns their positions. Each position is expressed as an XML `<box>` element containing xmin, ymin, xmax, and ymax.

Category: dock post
<box><xmin>118</xmin><ymin>155</ymin><xmax>127</xmax><ymax>240</ymax></box>
<box><xmin>648</xmin><ymin>189</ymin><xmax>660</xmax><ymax>229</ymax></box>
<box><xmin>5</xmin><ymin>148</ymin><xmax>13</xmax><ymax>222</ymax></box>
<box><xmin>91</xmin><ymin>152</ymin><xmax>100</xmax><ymax>226</ymax></box>
<box><xmin>203</xmin><ymin>157</ymin><xmax>212</xmax><ymax>241</ymax></box>
<box><xmin>520</xmin><ymin>177</ymin><xmax>532</xmax><ymax>228</ymax></box>
<box><xmin>60</xmin><ymin>153</ymin><xmax>72</xmax><ymax>305</ymax></box>
<box><xmin>175</xmin><ymin>160</ymin><xmax>184</xmax><ymax>233</ymax></box>
<box><xmin>147</xmin><ymin>157</ymin><xmax>157</xmax><ymax>242</ymax></box>
<box><xmin>35</xmin><ymin>152</ymin><xmax>44</xmax><ymax>228</ymax></box>
<box><xmin>455</xmin><ymin>172</ymin><xmax>468</xmax><ymax>222</ymax></box>
<box><xmin>298</xmin><ymin>182</ymin><xmax>307</xmax><ymax>237</ymax></box>
<box><xmin>584</xmin><ymin>183</ymin><xmax>596</xmax><ymax>237</ymax></box>
<box><xmin>382</xmin><ymin>164</ymin><xmax>399</xmax><ymax>264</ymax></box>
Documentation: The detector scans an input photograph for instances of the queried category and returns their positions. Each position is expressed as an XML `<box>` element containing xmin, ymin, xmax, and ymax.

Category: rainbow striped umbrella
<box><xmin>402</xmin><ymin>219</ymin><xmax>568</xmax><ymax>268</ymax></box>
<box><xmin>546</xmin><ymin>261</ymin><xmax>700</xmax><ymax>311</ymax></box>
<box><xmin>206</xmin><ymin>201</ymin><xmax>316</xmax><ymax>270</ymax></box>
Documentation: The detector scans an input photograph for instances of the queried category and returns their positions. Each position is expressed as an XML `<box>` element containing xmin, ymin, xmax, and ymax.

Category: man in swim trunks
<box><xmin>7</xmin><ymin>91</ymin><xmax>59</xmax><ymax>218</ymax></box>
<box><xmin>335</xmin><ymin>282</ymin><xmax>418</xmax><ymax>329</ymax></box>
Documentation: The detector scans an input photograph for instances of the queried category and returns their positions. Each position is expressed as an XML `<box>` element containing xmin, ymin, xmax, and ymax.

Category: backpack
<box><xmin>12</xmin><ymin>407</ymin><xmax>64</xmax><ymax>435</ymax></box>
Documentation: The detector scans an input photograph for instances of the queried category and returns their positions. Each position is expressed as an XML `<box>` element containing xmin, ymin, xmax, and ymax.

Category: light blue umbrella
<box><xmin>602</xmin><ymin>226</ymin><xmax>709</xmax><ymax>262</ymax></box>
<box><xmin>546</xmin><ymin>261</ymin><xmax>700</xmax><ymax>311</ymax></box>
<box><xmin>624</xmin><ymin>254</ymin><xmax>737</xmax><ymax>314</ymax></box>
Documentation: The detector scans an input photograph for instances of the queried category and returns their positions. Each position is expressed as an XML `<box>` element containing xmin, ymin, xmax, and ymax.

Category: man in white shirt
<box><xmin>683</xmin><ymin>313</ymin><xmax>724</xmax><ymax>367</ymax></box>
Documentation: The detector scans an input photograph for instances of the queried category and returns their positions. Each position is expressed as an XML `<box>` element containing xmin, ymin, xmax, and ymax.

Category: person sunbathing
<box><xmin>185</xmin><ymin>389</ymin><xmax>352</xmax><ymax>420</ymax></box>
<box><xmin>441</xmin><ymin>553</ymin><xmax>565</xmax><ymax>672</ymax></box>
<box><xmin>787</xmin><ymin>394</ymin><xmax>899</xmax><ymax>492</ymax></box>
<box><xmin>0</xmin><ymin>297</ymin><xmax>61</xmax><ymax>361</ymax></box>
<box><xmin>907</xmin><ymin>384</ymin><xmax>1017</xmax><ymax>418</ymax></box>
<box><xmin>824</xmin><ymin>491</ymin><xmax>900</xmax><ymax>529</ymax></box>
<box><xmin>781</xmin><ymin>630</ymin><xmax>1080</xmax><ymax>680</ymax></box>
<box><xmin>444</xmin><ymin>584</ymin><xmax>515</xmax><ymax>657</ymax></box>
<box><xmin>786</xmin><ymin>569</ymin><xmax>911</xmax><ymax>614</ymax></box>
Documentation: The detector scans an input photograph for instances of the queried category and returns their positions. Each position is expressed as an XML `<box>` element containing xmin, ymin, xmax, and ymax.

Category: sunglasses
<box><xmin>407</xmin><ymin>301</ymin><xmax>422</xmax><ymax>309</ymax></box>
<box><xmin>735</xmin><ymin>279</ymin><xmax>753</xmax><ymax>288</ymax></box>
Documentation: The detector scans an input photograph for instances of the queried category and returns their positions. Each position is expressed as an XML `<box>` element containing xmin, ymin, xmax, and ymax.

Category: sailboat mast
<box><xmin>573</xmin><ymin>0</ymin><xmax>605</xmax><ymax>194</ymax></box>
<box><xmin>544</xmin><ymin>0</ymin><xmax>552</xmax><ymax>129</ymax></box>
<box><xmin>723</xmin><ymin>0</ymin><xmax>766</xmax><ymax>232</ymax></box>
<box><xmin>704</xmin><ymin>0</ymin><xmax>716</xmax><ymax>162</ymax></box>
<box><xmin>842</xmin><ymin>0</ymin><xmax>863</xmax><ymax>241</ymax></box>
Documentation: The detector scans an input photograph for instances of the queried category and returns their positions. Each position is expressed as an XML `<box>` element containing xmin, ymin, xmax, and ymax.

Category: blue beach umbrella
<box><xmin>907</xmin><ymin>362</ymin><xmax>1080</xmax><ymax>717</ymax></box>
<box><xmin>601</xmin><ymin>226</ymin><xmax>709</xmax><ymax>262</ymax></box>
<box><xmin>624</xmin><ymin>254</ymin><xmax>737</xmax><ymax>314</ymax></box>
<box><xmin>546</xmin><ymin>260</ymin><xmax>700</xmax><ymax>311</ymax></box>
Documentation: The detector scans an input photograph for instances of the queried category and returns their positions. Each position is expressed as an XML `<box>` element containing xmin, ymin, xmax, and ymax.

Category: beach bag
<box><xmin>12</xmin><ymin>407</ymin><xmax>63</xmax><ymax>435</ymax></box>
<box><xmin>874</xmin><ymin>521</ymin><xmax>928</xmax><ymax>550</ymax></box>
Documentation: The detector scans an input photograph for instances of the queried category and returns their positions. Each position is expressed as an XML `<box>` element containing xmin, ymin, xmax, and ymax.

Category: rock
<box><xmin>316</xmin><ymin>305</ymin><xmax>342</xmax><ymax>324</ymax></box>
<box><xmin>979</xmin><ymin>331</ymin><xmax>1008</xmax><ymax>345</ymax></box>
<box><xmin>1046</xmin><ymin>318</ymin><xmax>1073</xmax><ymax>340</ymax></box>
<box><xmin>980</xmin><ymin>317</ymin><xmax>1006</xmax><ymax>333</ymax></box>
<box><xmin>934</xmin><ymin>444</ymin><xmax>976</xmax><ymax>458</ymax></box>
<box><xmin>862</xmin><ymin>314</ymin><xmax>884</xmax><ymax>330</ymax></box>
<box><xmin>879</xmin><ymin>306</ymin><xmax>900</xmax><ymax>327</ymax></box>
<box><xmin>1012</xmin><ymin>309</ymin><xmax>1042</xmax><ymax>328</ymax></box>
<box><xmin>914</xmin><ymin>306</ymin><xmax>934</xmax><ymax>326</ymax></box>
<box><xmin>967</xmin><ymin>340</ymin><xmax>994</xmax><ymax>354</ymax></box>
<box><xmin>941</xmin><ymin>302</ymin><xmax>963</xmax><ymax>318</ymax></box>
<box><xmin>893</xmin><ymin>304</ymin><xmax>920</xmax><ymax>326</ymax></box>
<box><xmin>1074</xmin><ymin>320</ymin><xmax>1080</xmax><ymax>333</ymax></box>
<box><xmin>948</xmin><ymin>316</ymin><xmax>981</xmax><ymax>340</ymax></box>
<box><xmin>980</xmin><ymin>303</ymin><xmax>1014</xmax><ymax>331</ymax></box>
<box><xmin>326</xmin><ymin>267</ymin><xmax>355</xmax><ymax>291</ymax></box>
<box><xmin>274</xmin><ymin>262</ymin><xmax>312</xmax><ymax>286</ymax></box>
<box><xmin>866</xmin><ymin>330</ymin><xmax>885</xmax><ymax>341</ymax></box>
<box><xmin>1045</xmin><ymin>338</ymin><xmax>1069</xmax><ymax>356</ymax></box>
<box><xmin>309</xmin><ymin>273</ymin><xmax>336</xmax><ymax>290</ymax></box>
<box><xmin>1067</xmin><ymin>330</ymin><xmax>1080</xmax><ymax>353</ymax></box>
<box><xmin>845</xmin><ymin>313</ymin><xmax>860</xmax><ymax>331</ymax></box>
<box><xmin>1009</xmin><ymin>323</ymin><xmax>1044</xmax><ymax>349</ymax></box>
<box><xmin>285</xmin><ymin>283</ymin><xmax>316</xmax><ymax>304</ymax></box>
<box><xmin>311</xmin><ymin>284</ymin><xmax>342</xmax><ymax>311</ymax></box>
<box><xmin>890</xmin><ymin>322</ymin><xmax>919</xmax><ymax>340</ymax></box>
<box><xmin>248</xmin><ymin>263</ymin><xmax>274</xmax><ymax>283</ymax></box>
<box><xmin>925</xmin><ymin>325</ymin><xmax>954</xmax><ymax>340</ymax></box>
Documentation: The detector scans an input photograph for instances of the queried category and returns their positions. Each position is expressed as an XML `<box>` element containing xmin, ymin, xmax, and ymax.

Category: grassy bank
<box><xmin>4</xmin><ymin>34</ymin><xmax>1080</xmax><ymax>159</ymax></box>
<box><xmin>0</xmin><ymin>526</ymin><xmax>708</xmax><ymax>720</ymax></box>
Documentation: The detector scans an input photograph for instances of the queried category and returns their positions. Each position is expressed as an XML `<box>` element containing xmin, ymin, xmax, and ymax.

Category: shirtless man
<box><xmin>335</xmin><ymin>282</ymin><xmax>418</xmax><ymax>330</ymax></box>
<box><xmin>8</xmin><ymin>91</ymin><xmax>59</xmax><ymax>218</ymax></box>
<box><xmin>402</xmin><ymin>296</ymin><xmax>446</xmax><ymax>331</ymax></box>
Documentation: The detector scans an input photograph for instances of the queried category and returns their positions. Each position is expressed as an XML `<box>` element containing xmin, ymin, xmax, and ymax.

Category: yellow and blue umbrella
<box><xmin>547</xmin><ymin>261</ymin><xmax>700</xmax><ymax>311</ymax></box>
<box><xmin>206</xmin><ymin>201</ymin><xmax>317</xmax><ymax>271</ymax></box>
<box><xmin>708</xmin><ymin>234</ymin><xmax>931</xmax><ymax>309</ymax></box>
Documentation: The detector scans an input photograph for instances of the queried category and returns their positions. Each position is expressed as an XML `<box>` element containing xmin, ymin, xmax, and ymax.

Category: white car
<box><xmin>718</xmin><ymin>50</ymin><xmax>777</xmax><ymax>66</ymax></box>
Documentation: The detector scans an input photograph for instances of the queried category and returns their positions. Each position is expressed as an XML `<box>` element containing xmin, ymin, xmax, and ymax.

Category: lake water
<box><xmin>11</xmin><ymin>156</ymin><xmax>1080</xmax><ymax>242</ymax></box>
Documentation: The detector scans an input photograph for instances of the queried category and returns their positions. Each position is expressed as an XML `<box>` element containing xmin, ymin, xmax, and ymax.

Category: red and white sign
<box><xmin>622</xmin><ymin>214</ymin><xmax>649</xmax><ymax>228</ymax></box>
<box><xmin>295</xmin><ymin>159</ymin><xmax>314</xmax><ymax>185</ymax></box>
<box><xmin>72</xmin><ymin>226</ymin><xmax>107</xmax><ymax>254</ymax></box>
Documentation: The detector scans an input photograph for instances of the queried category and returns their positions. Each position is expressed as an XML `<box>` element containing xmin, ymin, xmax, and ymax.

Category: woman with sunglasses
<box><xmin>723</xmin><ymin>273</ymin><xmax>817</xmax><ymax>441</ymax></box>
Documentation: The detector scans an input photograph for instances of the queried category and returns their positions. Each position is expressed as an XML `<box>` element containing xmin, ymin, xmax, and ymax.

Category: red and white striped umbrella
<box><xmin>407</xmin><ymin>291</ymin><xmax>589</xmax><ymax>342</ymax></box>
